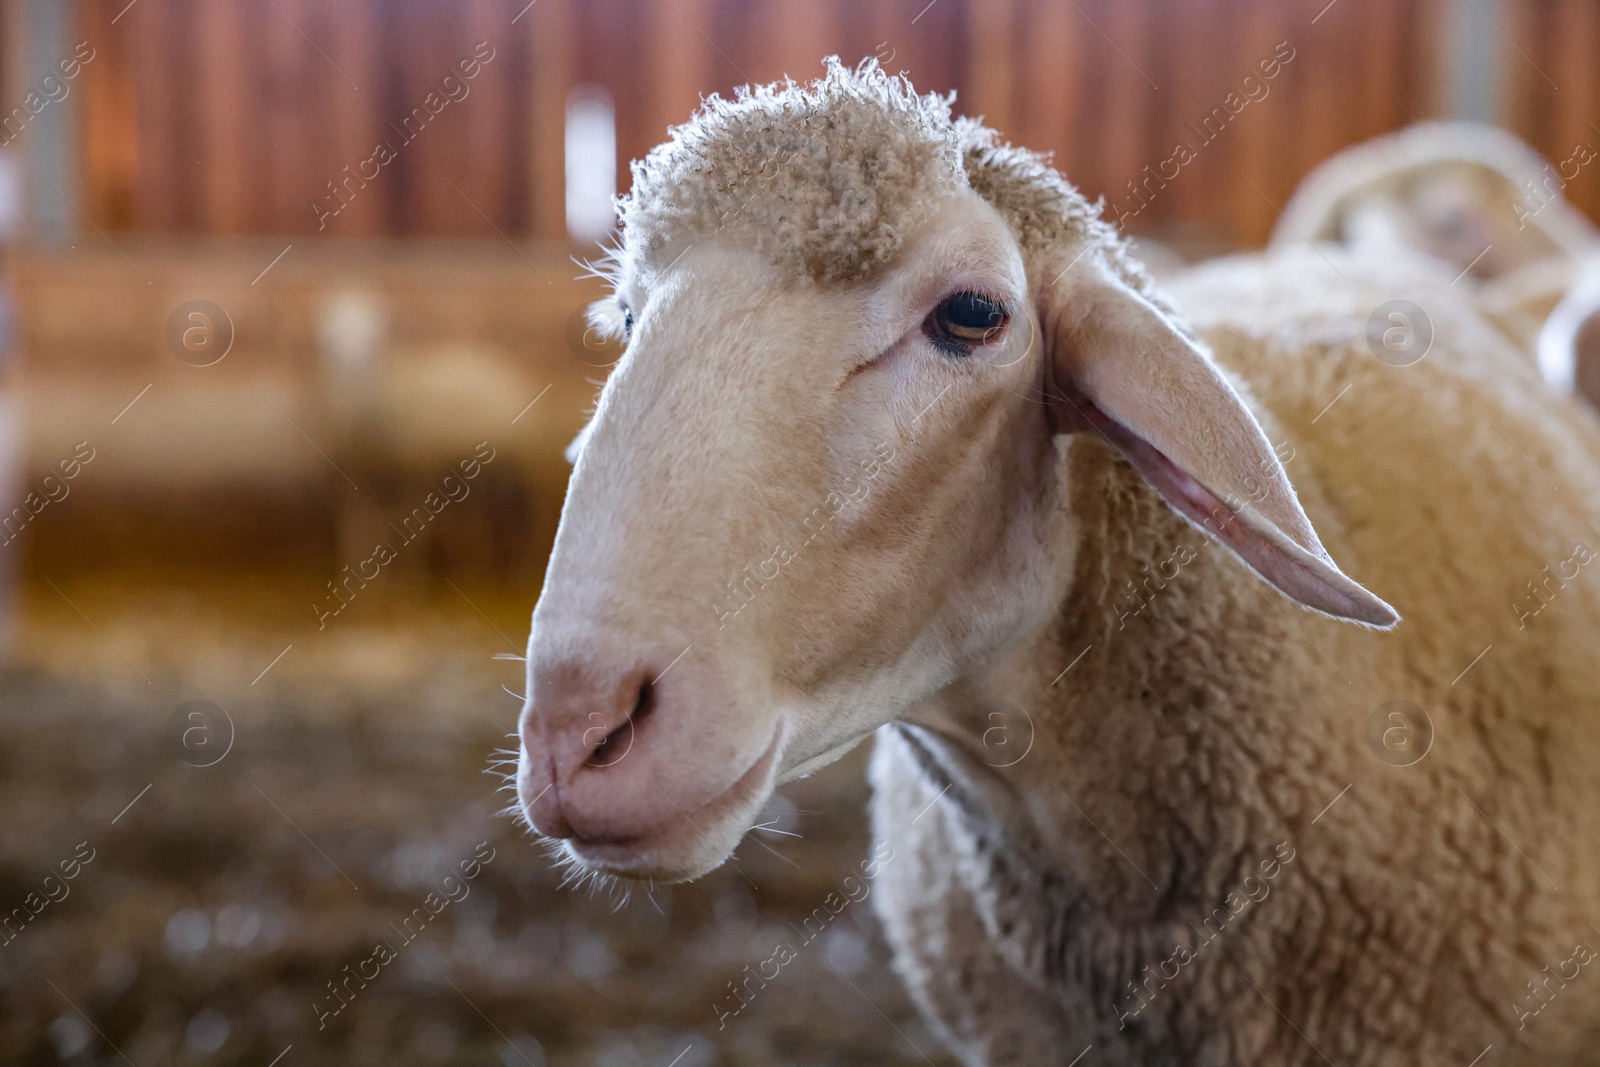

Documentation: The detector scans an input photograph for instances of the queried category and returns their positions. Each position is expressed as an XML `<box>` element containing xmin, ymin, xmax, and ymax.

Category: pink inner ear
<box><xmin>1069</xmin><ymin>398</ymin><xmax>1399</xmax><ymax>628</ymax></box>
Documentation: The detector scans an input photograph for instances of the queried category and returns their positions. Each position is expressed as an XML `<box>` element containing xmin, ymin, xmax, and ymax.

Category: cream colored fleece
<box><xmin>871</xmin><ymin>243</ymin><xmax>1600</xmax><ymax>1065</ymax></box>
<box><xmin>618</xmin><ymin>62</ymin><xmax>1600</xmax><ymax>1066</ymax></box>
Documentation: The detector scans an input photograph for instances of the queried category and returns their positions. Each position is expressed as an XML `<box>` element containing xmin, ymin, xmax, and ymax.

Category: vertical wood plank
<box><xmin>462</xmin><ymin>0</ymin><xmax>512</xmax><ymax>234</ymax></box>
<box><xmin>1358</xmin><ymin>0</ymin><xmax>1404</xmax><ymax>138</ymax></box>
<box><xmin>125</xmin><ymin>0</ymin><xmax>177</xmax><ymax>231</ymax></box>
<box><xmin>1229</xmin><ymin>0</ymin><xmax>1284</xmax><ymax>248</ymax></box>
<box><xmin>649</xmin><ymin>0</ymin><xmax>717</xmax><ymax>144</ymax></box>
<box><xmin>196</xmin><ymin>0</ymin><xmax>248</xmax><ymax>233</ymax></box>
<box><xmin>325</xmin><ymin>0</ymin><xmax>380</xmax><ymax>236</ymax></box>
<box><xmin>1019</xmin><ymin>0</ymin><xmax>1080</xmax><ymax>172</ymax></box>
<box><xmin>768</xmin><ymin>0</ymin><xmax>833</xmax><ymax>87</ymax></box>
<box><xmin>1095</xmin><ymin>0</ymin><xmax>1154</xmax><ymax>229</ymax></box>
<box><xmin>263</xmin><ymin>0</ymin><xmax>314</xmax><ymax>233</ymax></box>
<box><xmin>77</xmin><ymin>0</ymin><xmax>139</xmax><ymax>229</ymax></box>
<box><xmin>528</xmin><ymin>0</ymin><xmax>573</xmax><ymax>242</ymax></box>
<box><xmin>964</xmin><ymin>0</ymin><xmax>1015</xmax><ymax>130</ymax></box>
<box><xmin>1552</xmin><ymin>0</ymin><xmax>1597</xmax><ymax>224</ymax></box>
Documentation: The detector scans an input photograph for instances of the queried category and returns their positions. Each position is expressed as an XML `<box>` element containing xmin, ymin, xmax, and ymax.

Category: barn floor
<box><xmin>0</xmin><ymin>575</ymin><xmax>955</xmax><ymax>1067</ymax></box>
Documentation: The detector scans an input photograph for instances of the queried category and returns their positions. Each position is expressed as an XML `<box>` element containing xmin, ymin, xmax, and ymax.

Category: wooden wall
<box><xmin>66</xmin><ymin>0</ymin><xmax>1597</xmax><ymax>249</ymax></box>
<box><xmin>76</xmin><ymin>0</ymin><xmax>535</xmax><ymax>238</ymax></box>
<box><xmin>1504</xmin><ymin>0</ymin><xmax>1600</xmax><ymax>222</ymax></box>
<box><xmin>544</xmin><ymin>0</ymin><xmax>1442</xmax><ymax>247</ymax></box>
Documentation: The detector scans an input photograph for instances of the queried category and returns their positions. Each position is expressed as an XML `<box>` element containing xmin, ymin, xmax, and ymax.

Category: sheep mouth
<box><xmin>560</xmin><ymin>725</ymin><xmax>784</xmax><ymax>881</ymax></box>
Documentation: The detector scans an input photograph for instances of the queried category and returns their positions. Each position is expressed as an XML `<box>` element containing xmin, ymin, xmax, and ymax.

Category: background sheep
<box><xmin>1274</xmin><ymin>121</ymin><xmax>1600</xmax><ymax>410</ymax></box>
<box><xmin>515</xmin><ymin>61</ymin><xmax>1600</xmax><ymax>1065</ymax></box>
<box><xmin>1274</xmin><ymin>121</ymin><xmax>1598</xmax><ymax>277</ymax></box>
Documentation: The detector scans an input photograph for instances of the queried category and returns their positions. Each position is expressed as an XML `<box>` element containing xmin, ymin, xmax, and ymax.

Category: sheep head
<box><xmin>1275</xmin><ymin>121</ymin><xmax>1600</xmax><ymax>281</ymax></box>
<box><xmin>516</xmin><ymin>59</ymin><xmax>1396</xmax><ymax>883</ymax></box>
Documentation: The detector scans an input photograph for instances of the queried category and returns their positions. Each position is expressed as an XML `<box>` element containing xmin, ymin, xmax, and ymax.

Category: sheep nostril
<box><xmin>631</xmin><ymin>679</ymin><xmax>654</xmax><ymax>724</ymax></box>
<box><xmin>584</xmin><ymin>679</ymin><xmax>652</xmax><ymax>769</ymax></box>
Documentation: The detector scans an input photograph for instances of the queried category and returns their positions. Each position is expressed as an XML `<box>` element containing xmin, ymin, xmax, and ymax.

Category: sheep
<box><xmin>514</xmin><ymin>60</ymin><xmax>1600</xmax><ymax>1065</ymax></box>
<box><xmin>1274</xmin><ymin>120</ymin><xmax>1598</xmax><ymax>285</ymax></box>
<box><xmin>1275</xmin><ymin>121</ymin><xmax>1600</xmax><ymax>410</ymax></box>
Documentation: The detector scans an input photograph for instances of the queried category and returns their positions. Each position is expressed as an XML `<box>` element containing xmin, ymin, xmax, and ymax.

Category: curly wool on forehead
<box><xmin>619</xmin><ymin>59</ymin><xmax>969</xmax><ymax>284</ymax></box>
<box><xmin>616</xmin><ymin>57</ymin><xmax>1155</xmax><ymax>303</ymax></box>
<box><xmin>955</xmin><ymin>116</ymin><xmax>1161</xmax><ymax>301</ymax></box>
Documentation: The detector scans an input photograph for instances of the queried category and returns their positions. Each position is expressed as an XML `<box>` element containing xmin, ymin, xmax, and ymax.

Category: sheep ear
<box><xmin>1042</xmin><ymin>262</ymin><xmax>1399</xmax><ymax>629</ymax></box>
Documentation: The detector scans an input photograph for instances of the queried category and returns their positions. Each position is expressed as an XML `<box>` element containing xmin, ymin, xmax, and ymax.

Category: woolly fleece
<box><xmin>607</xmin><ymin>62</ymin><xmax>1600</xmax><ymax>1067</ymax></box>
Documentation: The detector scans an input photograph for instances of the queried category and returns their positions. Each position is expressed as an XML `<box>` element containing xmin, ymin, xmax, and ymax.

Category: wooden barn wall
<box><xmin>70</xmin><ymin>0</ymin><xmax>1546</xmax><ymax>249</ymax></box>
<box><xmin>75</xmin><ymin>0</ymin><xmax>535</xmax><ymax>239</ymax></box>
<box><xmin>1504</xmin><ymin>0</ymin><xmax>1600</xmax><ymax>223</ymax></box>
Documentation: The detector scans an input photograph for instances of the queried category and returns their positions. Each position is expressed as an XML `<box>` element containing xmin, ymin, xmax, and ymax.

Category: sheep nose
<box><xmin>518</xmin><ymin>661</ymin><xmax>657</xmax><ymax>839</ymax></box>
<box><xmin>516</xmin><ymin>636</ymin><xmax>779</xmax><ymax>851</ymax></box>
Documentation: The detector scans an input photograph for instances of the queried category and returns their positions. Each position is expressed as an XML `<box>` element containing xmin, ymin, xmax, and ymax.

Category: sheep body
<box><xmin>599</xmin><ymin>60</ymin><xmax>1600</xmax><ymax>1065</ymax></box>
<box><xmin>871</xmin><ymin>241</ymin><xmax>1600</xmax><ymax>1064</ymax></box>
<box><xmin>1273</xmin><ymin>121</ymin><xmax>1600</xmax><ymax>409</ymax></box>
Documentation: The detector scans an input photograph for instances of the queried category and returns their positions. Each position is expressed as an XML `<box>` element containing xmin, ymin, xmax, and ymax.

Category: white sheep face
<box><xmin>517</xmin><ymin>193</ymin><xmax>1068</xmax><ymax>881</ymax></box>
<box><xmin>516</xmin><ymin>169</ymin><xmax>1398</xmax><ymax>882</ymax></box>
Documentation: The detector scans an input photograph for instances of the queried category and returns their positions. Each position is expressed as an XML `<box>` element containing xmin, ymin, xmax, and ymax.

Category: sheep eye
<box><xmin>927</xmin><ymin>291</ymin><xmax>1008</xmax><ymax>353</ymax></box>
<box><xmin>621</xmin><ymin>306</ymin><xmax>634</xmax><ymax>340</ymax></box>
